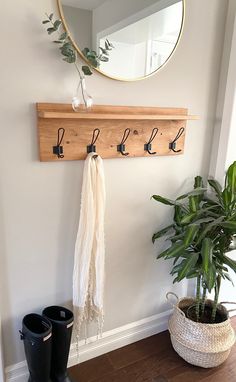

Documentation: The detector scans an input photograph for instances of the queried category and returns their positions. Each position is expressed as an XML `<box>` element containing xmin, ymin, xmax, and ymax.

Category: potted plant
<box><xmin>152</xmin><ymin>161</ymin><xmax>236</xmax><ymax>368</ymax></box>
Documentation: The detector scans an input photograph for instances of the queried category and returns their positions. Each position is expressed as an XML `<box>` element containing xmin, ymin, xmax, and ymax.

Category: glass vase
<box><xmin>72</xmin><ymin>75</ymin><xmax>93</xmax><ymax>112</ymax></box>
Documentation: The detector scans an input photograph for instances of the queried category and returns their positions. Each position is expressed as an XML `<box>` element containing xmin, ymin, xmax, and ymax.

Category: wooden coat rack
<box><xmin>37</xmin><ymin>103</ymin><xmax>198</xmax><ymax>161</ymax></box>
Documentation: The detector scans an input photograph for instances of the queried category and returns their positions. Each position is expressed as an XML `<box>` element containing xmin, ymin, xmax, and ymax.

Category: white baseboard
<box><xmin>5</xmin><ymin>309</ymin><xmax>171</xmax><ymax>382</ymax></box>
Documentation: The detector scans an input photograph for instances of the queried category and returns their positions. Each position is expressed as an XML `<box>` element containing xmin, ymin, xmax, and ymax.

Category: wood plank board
<box><xmin>37</xmin><ymin>103</ymin><xmax>193</xmax><ymax>161</ymax></box>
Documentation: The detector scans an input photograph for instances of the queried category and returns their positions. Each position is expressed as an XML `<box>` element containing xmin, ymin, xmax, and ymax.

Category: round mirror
<box><xmin>57</xmin><ymin>0</ymin><xmax>185</xmax><ymax>81</ymax></box>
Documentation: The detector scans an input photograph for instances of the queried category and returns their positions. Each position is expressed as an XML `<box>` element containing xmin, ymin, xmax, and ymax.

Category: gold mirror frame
<box><xmin>56</xmin><ymin>0</ymin><xmax>185</xmax><ymax>82</ymax></box>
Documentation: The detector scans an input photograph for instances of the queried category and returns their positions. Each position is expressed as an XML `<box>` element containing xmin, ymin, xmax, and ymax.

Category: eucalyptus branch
<box><xmin>42</xmin><ymin>13</ymin><xmax>114</xmax><ymax>77</ymax></box>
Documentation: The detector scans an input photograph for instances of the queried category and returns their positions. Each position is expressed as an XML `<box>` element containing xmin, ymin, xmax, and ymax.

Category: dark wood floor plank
<box><xmin>69</xmin><ymin>316</ymin><xmax>236</xmax><ymax>382</ymax></box>
<box><xmin>69</xmin><ymin>353</ymin><xmax>114</xmax><ymax>382</ymax></box>
<box><xmin>108</xmin><ymin>331</ymin><xmax>171</xmax><ymax>370</ymax></box>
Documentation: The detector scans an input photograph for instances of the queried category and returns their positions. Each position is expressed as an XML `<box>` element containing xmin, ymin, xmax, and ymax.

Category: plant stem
<box><xmin>74</xmin><ymin>63</ymin><xmax>87</xmax><ymax>105</ymax></box>
<box><xmin>195</xmin><ymin>274</ymin><xmax>201</xmax><ymax>322</ymax></box>
<box><xmin>201</xmin><ymin>284</ymin><xmax>207</xmax><ymax>318</ymax></box>
<box><xmin>211</xmin><ymin>275</ymin><xmax>221</xmax><ymax>323</ymax></box>
<box><xmin>45</xmin><ymin>13</ymin><xmax>88</xmax><ymax>106</ymax></box>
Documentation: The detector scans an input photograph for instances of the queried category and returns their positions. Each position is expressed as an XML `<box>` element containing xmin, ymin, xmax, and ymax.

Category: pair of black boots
<box><xmin>20</xmin><ymin>306</ymin><xmax>74</xmax><ymax>382</ymax></box>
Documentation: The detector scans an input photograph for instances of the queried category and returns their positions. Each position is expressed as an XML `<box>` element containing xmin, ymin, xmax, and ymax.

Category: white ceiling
<box><xmin>61</xmin><ymin>0</ymin><xmax>106</xmax><ymax>10</ymax></box>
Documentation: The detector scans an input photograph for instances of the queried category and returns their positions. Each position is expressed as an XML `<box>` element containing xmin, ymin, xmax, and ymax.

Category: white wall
<box><xmin>0</xmin><ymin>0</ymin><xmax>228</xmax><ymax>369</ymax></box>
<box><xmin>209</xmin><ymin>0</ymin><xmax>236</xmax><ymax>307</ymax></box>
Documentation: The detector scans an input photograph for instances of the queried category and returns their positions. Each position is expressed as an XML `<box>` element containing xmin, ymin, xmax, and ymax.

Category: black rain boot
<box><xmin>20</xmin><ymin>314</ymin><xmax>52</xmax><ymax>382</ymax></box>
<box><xmin>43</xmin><ymin>306</ymin><xmax>74</xmax><ymax>382</ymax></box>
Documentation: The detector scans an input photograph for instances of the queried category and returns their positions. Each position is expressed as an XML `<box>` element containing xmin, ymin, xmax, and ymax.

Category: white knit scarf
<box><xmin>73</xmin><ymin>153</ymin><xmax>106</xmax><ymax>338</ymax></box>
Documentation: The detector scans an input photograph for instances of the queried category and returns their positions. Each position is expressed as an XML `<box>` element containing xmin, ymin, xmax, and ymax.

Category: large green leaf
<box><xmin>195</xmin><ymin>216</ymin><xmax>224</xmax><ymax>245</ymax></box>
<box><xmin>174</xmin><ymin>205</ymin><xmax>184</xmax><ymax>226</ymax></box>
<box><xmin>223</xmin><ymin>272</ymin><xmax>234</xmax><ymax>286</ymax></box>
<box><xmin>189</xmin><ymin>195</ymin><xmax>198</xmax><ymax>213</ymax></box>
<box><xmin>220</xmin><ymin>221</ymin><xmax>236</xmax><ymax>231</ymax></box>
<box><xmin>205</xmin><ymin>263</ymin><xmax>216</xmax><ymax>292</ymax></box>
<box><xmin>193</xmin><ymin>217</ymin><xmax>215</xmax><ymax>224</ymax></box>
<box><xmin>221</xmin><ymin>254</ymin><xmax>236</xmax><ymax>273</ymax></box>
<box><xmin>225</xmin><ymin>161</ymin><xmax>236</xmax><ymax>195</ymax></box>
<box><xmin>186</xmin><ymin>270</ymin><xmax>199</xmax><ymax>279</ymax></box>
<box><xmin>152</xmin><ymin>195</ymin><xmax>182</xmax><ymax>206</ymax></box>
<box><xmin>222</xmin><ymin>188</ymin><xmax>231</xmax><ymax>212</ymax></box>
<box><xmin>157</xmin><ymin>242</ymin><xmax>186</xmax><ymax>259</ymax></box>
<box><xmin>208</xmin><ymin>179</ymin><xmax>222</xmax><ymax>199</ymax></box>
<box><xmin>194</xmin><ymin>176</ymin><xmax>203</xmax><ymax>189</ymax></box>
<box><xmin>176</xmin><ymin>188</ymin><xmax>207</xmax><ymax>201</ymax></box>
<box><xmin>167</xmin><ymin>232</ymin><xmax>185</xmax><ymax>243</ymax></box>
<box><xmin>152</xmin><ymin>225</ymin><xmax>173</xmax><ymax>243</ymax></box>
<box><xmin>170</xmin><ymin>260</ymin><xmax>186</xmax><ymax>275</ymax></box>
<box><xmin>177</xmin><ymin>253</ymin><xmax>199</xmax><ymax>281</ymax></box>
<box><xmin>184</xmin><ymin>225</ymin><xmax>199</xmax><ymax>246</ymax></box>
<box><xmin>201</xmin><ymin>237</ymin><xmax>213</xmax><ymax>274</ymax></box>
<box><xmin>180</xmin><ymin>212</ymin><xmax>196</xmax><ymax>225</ymax></box>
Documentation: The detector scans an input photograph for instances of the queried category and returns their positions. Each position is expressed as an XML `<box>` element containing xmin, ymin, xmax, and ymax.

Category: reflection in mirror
<box><xmin>59</xmin><ymin>0</ymin><xmax>184</xmax><ymax>81</ymax></box>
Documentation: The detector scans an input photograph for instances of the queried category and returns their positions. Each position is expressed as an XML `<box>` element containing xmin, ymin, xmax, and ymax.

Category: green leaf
<box><xmin>176</xmin><ymin>187</ymin><xmax>207</xmax><ymax>201</ymax></box>
<box><xmin>193</xmin><ymin>217</ymin><xmax>215</xmax><ymax>224</ymax></box>
<box><xmin>42</xmin><ymin>20</ymin><xmax>50</xmax><ymax>24</ymax></box>
<box><xmin>167</xmin><ymin>232</ymin><xmax>185</xmax><ymax>243</ymax></box>
<box><xmin>53</xmin><ymin>40</ymin><xmax>63</xmax><ymax>44</ymax></box>
<box><xmin>194</xmin><ymin>176</ymin><xmax>203</xmax><ymax>189</ymax></box>
<box><xmin>157</xmin><ymin>242</ymin><xmax>186</xmax><ymax>260</ymax></box>
<box><xmin>189</xmin><ymin>195</ymin><xmax>197</xmax><ymax>213</ymax></box>
<box><xmin>87</xmin><ymin>51</ymin><xmax>97</xmax><ymax>58</ymax></box>
<box><xmin>205</xmin><ymin>263</ymin><xmax>216</xmax><ymax>292</ymax></box>
<box><xmin>53</xmin><ymin>20</ymin><xmax>62</xmax><ymax>30</ymax></box>
<box><xmin>186</xmin><ymin>271</ymin><xmax>199</xmax><ymax>279</ymax></box>
<box><xmin>106</xmin><ymin>39</ymin><xmax>114</xmax><ymax>48</ymax></box>
<box><xmin>49</xmin><ymin>13</ymin><xmax>53</xmax><ymax>20</ymax></box>
<box><xmin>220</xmin><ymin>221</ymin><xmax>236</xmax><ymax>230</ymax></box>
<box><xmin>222</xmin><ymin>188</ymin><xmax>231</xmax><ymax>211</ymax></box>
<box><xmin>82</xmin><ymin>66</ymin><xmax>93</xmax><ymax>75</ymax></box>
<box><xmin>63</xmin><ymin>55</ymin><xmax>76</xmax><ymax>63</ymax></box>
<box><xmin>99</xmin><ymin>47</ymin><xmax>108</xmax><ymax>55</ymax></box>
<box><xmin>177</xmin><ymin>253</ymin><xmax>199</xmax><ymax>281</ymax></box>
<box><xmin>82</xmin><ymin>47</ymin><xmax>90</xmax><ymax>56</ymax></box>
<box><xmin>171</xmin><ymin>260</ymin><xmax>186</xmax><ymax>275</ymax></box>
<box><xmin>152</xmin><ymin>195</ymin><xmax>182</xmax><ymax>206</ymax></box>
<box><xmin>100</xmin><ymin>55</ymin><xmax>109</xmax><ymax>62</ymax></box>
<box><xmin>223</xmin><ymin>272</ymin><xmax>234</xmax><ymax>286</ymax></box>
<box><xmin>221</xmin><ymin>254</ymin><xmax>236</xmax><ymax>273</ymax></box>
<box><xmin>174</xmin><ymin>205</ymin><xmax>189</xmax><ymax>225</ymax></box>
<box><xmin>180</xmin><ymin>212</ymin><xmax>196</xmax><ymax>225</ymax></box>
<box><xmin>184</xmin><ymin>224</ymin><xmax>199</xmax><ymax>246</ymax></box>
<box><xmin>225</xmin><ymin>161</ymin><xmax>236</xmax><ymax>194</ymax></box>
<box><xmin>208</xmin><ymin>179</ymin><xmax>222</xmax><ymax>198</ymax></box>
<box><xmin>59</xmin><ymin>32</ymin><xmax>68</xmax><ymax>40</ymax></box>
<box><xmin>201</xmin><ymin>237</ymin><xmax>213</xmax><ymax>274</ymax></box>
<box><xmin>87</xmin><ymin>57</ymin><xmax>98</xmax><ymax>67</ymax></box>
<box><xmin>47</xmin><ymin>27</ymin><xmax>56</xmax><ymax>34</ymax></box>
<box><xmin>152</xmin><ymin>225</ymin><xmax>173</xmax><ymax>243</ymax></box>
<box><xmin>196</xmin><ymin>216</ymin><xmax>224</xmax><ymax>245</ymax></box>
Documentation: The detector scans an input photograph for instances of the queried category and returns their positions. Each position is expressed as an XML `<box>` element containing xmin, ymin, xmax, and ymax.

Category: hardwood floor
<box><xmin>69</xmin><ymin>317</ymin><xmax>236</xmax><ymax>382</ymax></box>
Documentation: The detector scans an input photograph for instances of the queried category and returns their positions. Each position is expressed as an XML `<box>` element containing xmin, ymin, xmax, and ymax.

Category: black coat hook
<box><xmin>117</xmin><ymin>128</ymin><xmax>131</xmax><ymax>156</ymax></box>
<box><xmin>87</xmin><ymin>128</ymin><xmax>100</xmax><ymax>153</ymax></box>
<box><xmin>169</xmin><ymin>127</ymin><xmax>185</xmax><ymax>153</ymax></box>
<box><xmin>53</xmin><ymin>128</ymin><xmax>65</xmax><ymax>158</ymax></box>
<box><xmin>144</xmin><ymin>128</ymin><xmax>159</xmax><ymax>155</ymax></box>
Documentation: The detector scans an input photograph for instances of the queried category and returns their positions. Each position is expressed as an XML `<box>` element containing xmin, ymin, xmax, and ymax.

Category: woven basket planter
<box><xmin>167</xmin><ymin>293</ymin><xmax>236</xmax><ymax>368</ymax></box>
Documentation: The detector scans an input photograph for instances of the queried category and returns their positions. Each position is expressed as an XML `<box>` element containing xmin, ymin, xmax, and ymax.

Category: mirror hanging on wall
<box><xmin>57</xmin><ymin>0</ymin><xmax>185</xmax><ymax>81</ymax></box>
